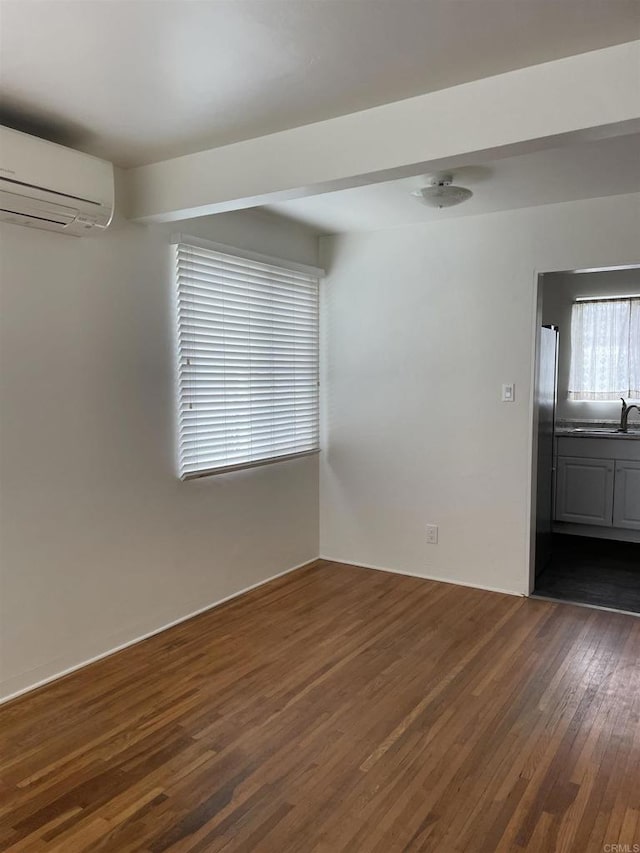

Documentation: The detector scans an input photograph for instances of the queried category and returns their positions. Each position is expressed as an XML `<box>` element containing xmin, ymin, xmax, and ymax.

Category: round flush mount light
<box><xmin>411</xmin><ymin>174</ymin><xmax>473</xmax><ymax>209</ymax></box>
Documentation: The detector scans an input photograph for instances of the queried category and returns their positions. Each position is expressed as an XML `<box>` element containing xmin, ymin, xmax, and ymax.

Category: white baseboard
<box><xmin>0</xmin><ymin>558</ymin><xmax>319</xmax><ymax>707</ymax></box>
<box><xmin>318</xmin><ymin>555</ymin><xmax>524</xmax><ymax>597</ymax></box>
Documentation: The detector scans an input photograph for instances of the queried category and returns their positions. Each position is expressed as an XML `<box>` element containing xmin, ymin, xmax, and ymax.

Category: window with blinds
<box><xmin>175</xmin><ymin>239</ymin><xmax>320</xmax><ymax>479</ymax></box>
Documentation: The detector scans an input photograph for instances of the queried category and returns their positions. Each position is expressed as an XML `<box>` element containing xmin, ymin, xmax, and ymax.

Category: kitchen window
<box><xmin>568</xmin><ymin>296</ymin><xmax>640</xmax><ymax>401</ymax></box>
<box><xmin>174</xmin><ymin>237</ymin><xmax>320</xmax><ymax>479</ymax></box>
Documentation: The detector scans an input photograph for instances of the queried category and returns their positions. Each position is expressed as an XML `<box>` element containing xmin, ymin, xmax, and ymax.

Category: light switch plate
<box><xmin>502</xmin><ymin>383</ymin><xmax>515</xmax><ymax>402</ymax></box>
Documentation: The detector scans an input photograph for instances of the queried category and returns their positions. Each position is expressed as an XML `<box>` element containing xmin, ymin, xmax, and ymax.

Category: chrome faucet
<box><xmin>620</xmin><ymin>398</ymin><xmax>640</xmax><ymax>433</ymax></box>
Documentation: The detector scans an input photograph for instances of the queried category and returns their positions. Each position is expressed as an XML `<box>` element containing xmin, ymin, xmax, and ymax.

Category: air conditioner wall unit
<box><xmin>0</xmin><ymin>126</ymin><xmax>114</xmax><ymax>236</ymax></box>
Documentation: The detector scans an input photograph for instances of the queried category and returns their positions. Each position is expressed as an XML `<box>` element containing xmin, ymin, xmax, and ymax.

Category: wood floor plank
<box><xmin>1</xmin><ymin>560</ymin><xmax>640</xmax><ymax>852</ymax></box>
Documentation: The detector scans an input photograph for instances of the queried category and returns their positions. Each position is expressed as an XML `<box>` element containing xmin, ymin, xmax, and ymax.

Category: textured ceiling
<box><xmin>0</xmin><ymin>0</ymin><xmax>639</xmax><ymax>167</ymax></box>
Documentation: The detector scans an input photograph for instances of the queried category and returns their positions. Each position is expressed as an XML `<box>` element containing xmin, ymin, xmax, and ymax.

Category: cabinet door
<box><xmin>555</xmin><ymin>457</ymin><xmax>614</xmax><ymax>526</ymax></box>
<box><xmin>613</xmin><ymin>461</ymin><xmax>640</xmax><ymax>530</ymax></box>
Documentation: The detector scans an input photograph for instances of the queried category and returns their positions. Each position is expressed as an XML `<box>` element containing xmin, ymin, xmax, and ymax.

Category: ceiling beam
<box><xmin>125</xmin><ymin>41</ymin><xmax>640</xmax><ymax>224</ymax></box>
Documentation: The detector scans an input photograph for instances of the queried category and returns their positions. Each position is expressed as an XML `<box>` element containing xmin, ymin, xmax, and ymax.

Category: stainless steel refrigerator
<box><xmin>535</xmin><ymin>325</ymin><xmax>559</xmax><ymax>577</ymax></box>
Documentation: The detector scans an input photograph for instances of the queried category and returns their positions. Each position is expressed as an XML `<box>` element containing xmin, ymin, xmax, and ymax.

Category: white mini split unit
<box><xmin>0</xmin><ymin>126</ymin><xmax>114</xmax><ymax>236</ymax></box>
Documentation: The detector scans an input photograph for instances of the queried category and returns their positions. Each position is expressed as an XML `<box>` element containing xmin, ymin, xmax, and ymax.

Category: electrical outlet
<box><xmin>426</xmin><ymin>524</ymin><xmax>438</xmax><ymax>545</ymax></box>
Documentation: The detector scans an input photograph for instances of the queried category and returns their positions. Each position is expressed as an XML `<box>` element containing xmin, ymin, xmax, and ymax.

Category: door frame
<box><xmin>526</xmin><ymin>263</ymin><xmax>640</xmax><ymax>595</ymax></box>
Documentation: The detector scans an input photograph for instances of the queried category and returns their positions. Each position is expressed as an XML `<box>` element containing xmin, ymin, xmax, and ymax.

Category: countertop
<box><xmin>555</xmin><ymin>426</ymin><xmax>640</xmax><ymax>440</ymax></box>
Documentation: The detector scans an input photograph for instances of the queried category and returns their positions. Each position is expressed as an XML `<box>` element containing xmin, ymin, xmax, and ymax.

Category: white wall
<box><xmin>0</xmin><ymin>201</ymin><xmax>320</xmax><ymax>701</ymax></box>
<box><xmin>3</xmin><ymin>187</ymin><xmax>639</xmax><ymax>703</ymax></box>
<box><xmin>319</xmin><ymin>193</ymin><xmax>640</xmax><ymax>595</ymax></box>
<box><xmin>542</xmin><ymin>268</ymin><xmax>640</xmax><ymax>422</ymax></box>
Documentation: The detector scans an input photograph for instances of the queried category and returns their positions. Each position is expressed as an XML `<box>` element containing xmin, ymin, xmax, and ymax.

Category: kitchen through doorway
<box><xmin>531</xmin><ymin>266</ymin><xmax>640</xmax><ymax>613</ymax></box>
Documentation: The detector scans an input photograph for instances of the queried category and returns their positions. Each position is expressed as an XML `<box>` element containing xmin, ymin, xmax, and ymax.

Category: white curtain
<box><xmin>568</xmin><ymin>298</ymin><xmax>640</xmax><ymax>401</ymax></box>
<box><xmin>631</xmin><ymin>298</ymin><xmax>640</xmax><ymax>398</ymax></box>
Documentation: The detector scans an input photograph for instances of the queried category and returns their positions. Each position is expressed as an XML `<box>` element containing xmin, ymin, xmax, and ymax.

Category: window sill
<box><xmin>180</xmin><ymin>449</ymin><xmax>320</xmax><ymax>480</ymax></box>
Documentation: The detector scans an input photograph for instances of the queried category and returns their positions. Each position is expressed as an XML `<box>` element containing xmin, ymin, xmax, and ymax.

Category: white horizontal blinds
<box><xmin>176</xmin><ymin>243</ymin><xmax>320</xmax><ymax>478</ymax></box>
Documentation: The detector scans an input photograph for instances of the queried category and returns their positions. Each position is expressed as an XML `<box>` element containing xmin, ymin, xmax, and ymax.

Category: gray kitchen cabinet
<box><xmin>613</xmin><ymin>461</ymin><xmax>640</xmax><ymax>530</ymax></box>
<box><xmin>555</xmin><ymin>456</ymin><xmax>615</xmax><ymax>526</ymax></box>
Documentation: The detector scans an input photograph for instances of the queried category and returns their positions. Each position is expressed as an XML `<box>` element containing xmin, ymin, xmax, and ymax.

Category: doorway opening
<box><xmin>530</xmin><ymin>265</ymin><xmax>640</xmax><ymax>614</ymax></box>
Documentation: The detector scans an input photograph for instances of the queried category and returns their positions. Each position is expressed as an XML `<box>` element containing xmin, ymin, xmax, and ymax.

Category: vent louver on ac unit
<box><xmin>0</xmin><ymin>126</ymin><xmax>114</xmax><ymax>236</ymax></box>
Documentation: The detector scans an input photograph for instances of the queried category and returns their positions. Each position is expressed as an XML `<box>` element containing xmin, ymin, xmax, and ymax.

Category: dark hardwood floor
<box><xmin>534</xmin><ymin>534</ymin><xmax>640</xmax><ymax>613</ymax></box>
<box><xmin>2</xmin><ymin>560</ymin><xmax>640</xmax><ymax>852</ymax></box>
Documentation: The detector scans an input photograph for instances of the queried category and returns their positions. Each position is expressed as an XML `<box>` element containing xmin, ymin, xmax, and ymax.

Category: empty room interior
<box><xmin>1</xmin><ymin>2</ymin><xmax>640</xmax><ymax>851</ymax></box>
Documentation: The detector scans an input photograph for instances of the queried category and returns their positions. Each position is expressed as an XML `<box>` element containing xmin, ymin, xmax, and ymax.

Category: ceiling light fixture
<box><xmin>411</xmin><ymin>174</ymin><xmax>473</xmax><ymax>209</ymax></box>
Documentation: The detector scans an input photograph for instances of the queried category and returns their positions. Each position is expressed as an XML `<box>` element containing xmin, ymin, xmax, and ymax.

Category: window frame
<box><xmin>172</xmin><ymin>234</ymin><xmax>323</xmax><ymax>480</ymax></box>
